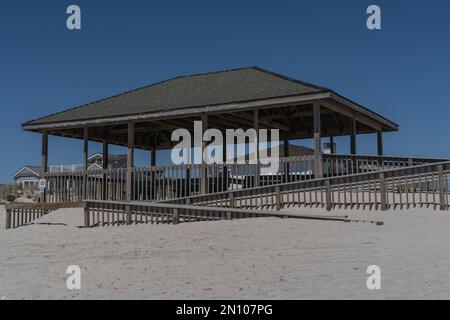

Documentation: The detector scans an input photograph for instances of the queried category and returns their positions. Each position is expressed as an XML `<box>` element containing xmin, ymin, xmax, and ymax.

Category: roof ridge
<box><xmin>22</xmin><ymin>66</ymin><xmax>260</xmax><ymax>127</ymax></box>
<box><xmin>252</xmin><ymin>66</ymin><xmax>330</xmax><ymax>91</ymax></box>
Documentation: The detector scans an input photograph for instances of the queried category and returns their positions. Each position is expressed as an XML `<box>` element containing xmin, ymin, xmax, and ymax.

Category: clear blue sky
<box><xmin>0</xmin><ymin>0</ymin><xmax>449</xmax><ymax>183</ymax></box>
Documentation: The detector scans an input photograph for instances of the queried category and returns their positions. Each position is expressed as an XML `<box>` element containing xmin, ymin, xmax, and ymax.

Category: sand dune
<box><xmin>1</xmin><ymin>204</ymin><xmax>450</xmax><ymax>299</ymax></box>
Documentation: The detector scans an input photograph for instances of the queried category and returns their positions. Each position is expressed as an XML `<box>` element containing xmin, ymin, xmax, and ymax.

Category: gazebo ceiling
<box><xmin>22</xmin><ymin>67</ymin><xmax>399</xmax><ymax>150</ymax></box>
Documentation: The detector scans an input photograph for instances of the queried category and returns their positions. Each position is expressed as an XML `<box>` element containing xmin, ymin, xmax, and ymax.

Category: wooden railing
<box><xmin>5</xmin><ymin>202</ymin><xmax>85</xmax><ymax>230</ymax></box>
<box><xmin>162</xmin><ymin>162</ymin><xmax>450</xmax><ymax>212</ymax></box>
<box><xmin>4</xmin><ymin>199</ymin><xmax>351</xmax><ymax>230</ymax></box>
<box><xmin>44</xmin><ymin>156</ymin><xmax>319</xmax><ymax>203</ymax></box>
<box><xmin>82</xmin><ymin>200</ymin><xmax>350</xmax><ymax>227</ymax></box>
<box><xmin>42</xmin><ymin>154</ymin><xmax>447</xmax><ymax>203</ymax></box>
<box><xmin>322</xmin><ymin>153</ymin><xmax>447</xmax><ymax>177</ymax></box>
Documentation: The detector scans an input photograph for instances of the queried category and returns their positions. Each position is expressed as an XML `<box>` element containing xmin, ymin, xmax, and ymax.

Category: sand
<box><xmin>1</xmin><ymin>204</ymin><xmax>450</xmax><ymax>300</ymax></box>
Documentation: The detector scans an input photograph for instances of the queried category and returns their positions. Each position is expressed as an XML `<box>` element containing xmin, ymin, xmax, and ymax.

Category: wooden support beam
<box><xmin>41</xmin><ymin>131</ymin><xmax>48</xmax><ymax>176</ymax></box>
<box><xmin>238</xmin><ymin>111</ymin><xmax>290</xmax><ymax>132</ymax></box>
<box><xmin>313</xmin><ymin>102</ymin><xmax>321</xmax><ymax>154</ymax></box>
<box><xmin>102</xmin><ymin>140</ymin><xmax>109</xmax><ymax>169</ymax></box>
<box><xmin>329</xmin><ymin>135</ymin><xmax>335</xmax><ymax>154</ymax></box>
<box><xmin>200</xmin><ymin>114</ymin><xmax>208</xmax><ymax>194</ymax></box>
<box><xmin>322</xmin><ymin>100</ymin><xmax>382</xmax><ymax>132</ymax></box>
<box><xmin>126</xmin><ymin>122</ymin><xmax>135</xmax><ymax>201</ymax></box>
<box><xmin>377</xmin><ymin>130</ymin><xmax>383</xmax><ymax>156</ymax></box>
<box><xmin>313</xmin><ymin>102</ymin><xmax>323</xmax><ymax>178</ymax></box>
<box><xmin>254</xmin><ymin>108</ymin><xmax>260</xmax><ymax>187</ymax></box>
<box><xmin>83</xmin><ymin>127</ymin><xmax>89</xmax><ymax>171</ymax></box>
<box><xmin>222</xmin><ymin>139</ymin><xmax>228</xmax><ymax>192</ymax></box>
<box><xmin>41</xmin><ymin>131</ymin><xmax>48</xmax><ymax>203</ymax></box>
<box><xmin>102</xmin><ymin>140</ymin><xmax>108</xmax><ymax>200</ymax></box>
<box><xmin>350</xmin><ymin>114</ymin><xmax>357</xmax><ymax>155</ymax></box>
<box><xmin>150</xmin><ymin>148</ymin><xmax>156</xmax><ymax>167</ymax></box>
<box><xmin>284</xmin><ymin>136</ymin><xmax>290</xmax><ymax>183</ymax></box>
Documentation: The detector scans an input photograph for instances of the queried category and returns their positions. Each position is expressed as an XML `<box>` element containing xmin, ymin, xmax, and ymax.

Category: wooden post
<box><xmin>82</xmin><ymin>127</ymin><xmax>89</xmax><ymax>200</ymax></box>
<box><xmin>284</xmin><ymin>136</ymin><xmax>290</xmax><ymax>183</ymax></box>
<box><xmin>379</xmin><ymin>172</ymin><xmax>387</xmax><ymax>211</ymax></box>
<box><xmin>328</xmin><ymin>135</ymin><xmax>335</xmax><ymax>176</ymax></box>
<box><xmin>254</xmin><ymin>108</ymin><xmax>260</xmax><ymax>187</ymax></box>
<box><xmin>126</xmin><ymin>122</ymin><xmax>135</xmax><ymax>202</ymax></box>
<box><xmin>150</xmin><ymin>148</ymin><xmax>156</xmax><ymax>167</ymax></box>
<box><xmin>173</xmin><ymin>208</ymin><xmax>180</xmax><ymax>225</ymax></box>
<box><xmin>83</xmin><ymin>127</ymin><xmax>89</xmax><ymax>170</ymax></box>
<box><xmin>438</xmin><ymin>165</ymin><xmax>446</xmax><ymax>210</ymax></box>
<box><xmin>325</xmin><ymin>180</ymin><xmax>332</xmax><ymax>211</ymax></box>
<box><xmin>5</xmin><ymin>208</ymin><xmax>11</xmax><ymax>230</ymax></box>
<box><xmin>275</xmin><ymin>186</ymin><xmax>281</xmax><ymax>211</ymax></box>
<box><xmin>229</xmin><ymin>192</ymin><xmax>235</xmax><ymax>208</ymax></box>
<box><xmin>313</xmin><ymin>102</ymin><xmax>323</xmax><ymax>178</ymax></box>
<box><xmin>41</xmin><ymin>131</ymin><xmax>48</xmax><ymax>176</ymax></box>
<box><xmin>102</xmin><ymin>140</ymin><xmax>109</xmax><ymax>170</ymax></box>
<box><xmin>83</xmin><ymin>206</ymin><xmax>90</xmax><ymax>228</ymax></box>
<box><xmin>200</xmin><ymin>114</ymin><xmax>208</xmax><ymax>194</ymax></box>
<box><xmin>225</xmin><ymin>212</ymin><xmax>232</xmax><ymax>220</ymax></box>
<box><xmin>150</xmin><ymin>147</ymin><xmax>156</xmax><ymax>200</ymax></box>
<box><xmin>329</xmin><ymin>135</ymin><xmax>334</xmax><ymax>154</ymax></box>
<box><xmin>350</xmin><ymin>114</ymin><xmax>357</xmax><ymax>155</ymax></box>
<box><xmin>377</xmin><ymin>130</ymin><xmax>383</xmax><ymax>156</ymax></box>
<box><xmin>41</xmin><ymin>131</ymin><xmax>48</xmax><ymax>202</ymax></box>
<box><xmin>102</xmin><ymin>140</ymin><xmax>108</xmax><ymax>200</ymax></box>
<box><xmin>126</xmin><ymin>205</ymin><xmax>132</xmax><ymax>224</ymax></box>
<box><xmin>223</xmin><ymin>141</ymin><xmax>228</xmax><ymax>192</ymax></box>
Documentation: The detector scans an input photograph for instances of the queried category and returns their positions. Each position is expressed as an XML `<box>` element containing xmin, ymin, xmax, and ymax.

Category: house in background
<box><xmin>12</xmin><ymin>154</ymin><xmax>127</xmax><ymax>188</ymax></box>
<box><xmin>48</xmin><ymin>153</ymin><xmax>128</xmax><ymax>173</ymax></box>
<box><xmin>11</xmin><ymin>166</ymin><xmax>41</xmax><ymax>189</ymax></box>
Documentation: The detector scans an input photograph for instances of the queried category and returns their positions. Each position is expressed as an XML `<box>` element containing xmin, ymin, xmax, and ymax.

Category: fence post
<box><xmin>225</xmin><ymin>211</ymin><xmax>232</xmax><ymax>220</ymax></box>
<box><xmin>275</xmin><ymin>186</ymin><xmax>281</xmax><ymax>211</ymax></box>
<box><xmin>126</xmin><ymin>169</ymin><xmax>132</xmax><ymax>202</ymax></box>
<box><xmin>83</xmin><ymin>206</ymin><xmax>90</xmax><ymax>228</ymax></box>
<box><xmin>325</xmin><ymin>180</ymin><xmax>332</xmax><ymax>211</ymax></box>
<box><xmin>315</xmin><ymin>154</ymin><xmax>323</xmax><ymax>178</ymax></box>
<box><xmin>173</xmin><ymin>208</ymin><xmax>180</xmax><ymax>225</ymax></box>
<box><xmin>438</xmin><ymin>165</ymin><xmax>446</xmax><ymax>210</ymax></box>
<box><xmin>126</xmin><ymin>205</ymin><xmax>132</xmax><ymax>224</ymax></box>
<box><xmin>255</xmin><ymin>163</ymin><xmax>261</xmax><ymax>187</ymax></box>
<box><xmin>379</xmin><ymin>172</ymin><xmax>387</xmax><ymax>211</ymax></box>
<box><xmin>82</xmin><ymin>172</ymin><xmax>87</xmax><ymax>200</ymax></box>
<box><xmin>229</xmin><ymin>192</ymin><xmax>235</xmax><ymax>208</ymax></box>
<box><xmin>5</xmin><ymin>208</ymin><xmax>11</xmax><ymax>230</ymax></box>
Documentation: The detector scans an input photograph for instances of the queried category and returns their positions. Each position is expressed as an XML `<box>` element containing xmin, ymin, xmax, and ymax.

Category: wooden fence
<box><xmin>42</xmin><ymin>154</ymin><xmax>445</xmax><ymax>203</ymax></box>
<box><xmin>162</xmin><ymin>162</ymin><xmax>450</xmax><ymax>212</ymax></box>
<box><xmin>4</xmin><ymin>200</ymin><xmax>350</xmax><ymax>230</ymax></box>
<box><xmin>4</xmin><ymin>202</ymin><xmax>85</xmax><ymax>230</ymax></box>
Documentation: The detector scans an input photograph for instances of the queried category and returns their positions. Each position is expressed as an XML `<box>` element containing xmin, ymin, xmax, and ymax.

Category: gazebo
<box><xmin>22</xmin><ymin>67</ymin><xmax>399</xmax><ymax>202</ymax></box>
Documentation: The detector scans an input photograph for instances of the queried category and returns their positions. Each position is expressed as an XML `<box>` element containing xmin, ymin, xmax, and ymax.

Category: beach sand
<box><xmin>1</xmin><ymin>204</ymin><xmax>450</xmax><ymax>299</ymax></box>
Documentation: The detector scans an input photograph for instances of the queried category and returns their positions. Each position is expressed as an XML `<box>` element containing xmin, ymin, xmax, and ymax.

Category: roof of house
<box><xmin>11</xmin><ymin>166</ymin><xmax>41</xmax><ymax>180</ymax></box>
<box><xmin>23</xmin><ymin>67</ymin><xmax>328</xmax><ymax>126</ymax></box>
<box><xmin>234</xmin><ymin>143</ymin><xmax>314</xmax><ymax>162</ymax></box>
<box><xmin>88</xmin><ymin>153</ymin><xmax>128</xmax><ymax>168</ymax></box>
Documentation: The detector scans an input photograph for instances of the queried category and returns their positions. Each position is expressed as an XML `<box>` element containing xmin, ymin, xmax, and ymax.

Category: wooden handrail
<box><xmin>160</xmin><ymin>161</ymin><xmax>450</xmax><ymax>208</ymax></box>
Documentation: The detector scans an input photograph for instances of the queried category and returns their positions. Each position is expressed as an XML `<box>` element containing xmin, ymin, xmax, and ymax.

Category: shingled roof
<box><xmin>24</xmin><ymin>67</ymin><xmax>329</xmax><ymax>126</ymax></box>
